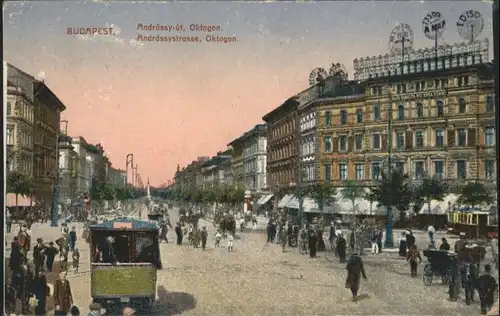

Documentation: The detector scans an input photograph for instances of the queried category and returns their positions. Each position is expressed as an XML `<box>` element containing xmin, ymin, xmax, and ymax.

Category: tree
<box><xmin>7</xmin><ymin>171</ymin><xmax>31</xmax><ymax>213</ymax></box>
<box><xmin>458</xmin><ymin>182</ymin><xmax>493</xmax><ymax>208</ymax></box>
<box><xmin>416</xmin><ymin>176</ymin><xmax>447</xmax><ymax>215</ymax></box>
<box><xmin>372</xmin><ymin>170</ymin><xmax>412</xmax><ymax>214</ymax></box>
<box><xmin>341</xmin><ymin>180</ymin><xmax>366</xmax><ymax>217</ymax></box>
<box><xmin>309</xmin><ymin>182</ymin><xmax>337</xmax><ymax>217</ymax></box>
<box><xmin>341</xmin><ymin>181</ymin><xmax>369</xmax><ymax>254</ymax></box>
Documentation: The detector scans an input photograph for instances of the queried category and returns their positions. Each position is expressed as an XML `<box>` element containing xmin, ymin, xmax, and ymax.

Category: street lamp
<box><xmin>384</xmin><ymin>87</ymin><xmax>395</xmax><ymax>248</ymax></box>
<box><xmin>125</xmin><ymin>153</ymin><xmax>134</xmax><ymax>185</ymax></box>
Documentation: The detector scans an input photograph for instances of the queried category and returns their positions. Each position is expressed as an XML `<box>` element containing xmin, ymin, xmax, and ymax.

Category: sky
<box><xmin>3</xmin><ymin>0</ymin><xmax>494</xmax><ymax>186</ymax></box>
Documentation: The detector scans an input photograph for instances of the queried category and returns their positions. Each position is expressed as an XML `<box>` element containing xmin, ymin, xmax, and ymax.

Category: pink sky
<box><xmin>4</xmin><ymin>2</ymin><xmax>493</xmax><ymax>185</ymax></box>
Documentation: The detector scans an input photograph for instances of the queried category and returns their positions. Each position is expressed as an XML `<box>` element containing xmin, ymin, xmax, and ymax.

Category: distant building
<box><xmin>58</xmin><ymin>134</ymin><xmax>78</xmax><ymax>205</ymax></box>
<box><xmin>201</xmin><ymin>150</ymin><xmax>233</xmax><ymax>189</ymax></box>
<box><xmin>263</xmin><ymin>97</ymin><xmax>299</xmax><ymax>189</ymax></box>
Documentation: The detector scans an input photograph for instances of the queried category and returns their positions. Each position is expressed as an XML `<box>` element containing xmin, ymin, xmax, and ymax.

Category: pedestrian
<box><xmin>44</xmin><ymin>241</ymin><xmax>59</xmax><ymax>272</ymax></box>
<box><xmin>70</xmin><ymin>305</ymin><xmax>81</xmax><ymax>316</ymax></box>
<box><xmin>6</xmin><ymin>212</ymin><xmax>12</xmax><ymax>233</ymax></box>
<box><xmin>406</xmin><ymin>244</ymin><xmax>422</xmax><ymax>277</ymax></box>
<box><xmin>266</xmin><ymin>221</ymin><xmax>273</xmax><ymax>243</ymax></box>
<box><xmin>371</xmin><ymin>229</ymin><xmax>379</xmax><ymax>254</ymax></box>
<box><xmin>30</xmin><ymin>270</ymin><xmax>49</xmax><ymax>316</ymax></box>
<box><xmin>72</xmin><ymin>248</ymin><xmax>80</xmax><ymax>272</ymax></box>
<box><xmin>214</xmin><ymin>230</ymin><xmax>222</xmax><ymax>247</ymax></box>
<box><xmin>477</xmin><ymin>264</ymin><xmax>497</xmax><ymax>314</ymax></box>
<box><xmin>376</xmin><ymin>228</ymin><xmax>383</xmax><ymax>253</ymax></box>
<box><xmin>33</xmin><ymin>238</ymin><xmax>46</xmax><ymax>276</ymax></box>
<box><xmin>69</xmin><ymin>226</ymin><xmax>77</xmax><ymax>251</ymax></box>
<box><xmin>87</xmin><ymin>302</ymin><xmax>102</xmax><ymax>316</ymax></box>
<box><xmin>308</xmin><ymin>227</ymin><xmax>317</xmax><ymax>258</ymax></box>
<box><xmin>175</xmin><ymin>222</ymin><xmax>183</xmax><ymax>245</ymax></box>
<box><xmin>252</xmin><ymin>215</ymin><xmax>258</xmax><ymax>231</ymax></box>
<box><xmin>54</xmin><ymin>272</ymin><xmax>73</xmax><ymax>313</ymax></box>
<box><xmin>336</xmin><ymin>232</ymin><xmax>347</xmax><ymax>263</ymax></box>
<box><xmin>60</xmin><ymin>249</ymin><xmax>69</xmax><ymax>272</ymax></box>
<box><xmin>227</xmin><ymin>233</ymin><xmax>234</xmax><ymax>252</ymax></box>
<box><xmin>9</xmin><ymin>236</ymin><xmax>22</xmax><ymax>273</ymax></box>
<box><xmin>427</xmin><ymin>224</ymin><xmax>436</xmax><ymax>248</ymax></box>
<box><xmin>201</xmin><ymin>226</ymin><xmax>208</xmax><ymax>250</ymax></box>
<box><xmin>461</xmin><ymin>262</ymin><xmax>479</xmax><ymax>305</ymax></box>
<box><xmin>439</xmin><ymin>237</ymin><xmax>451</xmax><ymax>251</ymax></box>
<box><xmin>317</xmin><ymin>228</ymin><xmax>326</xmax><ymax>252</ymax></box>
<box><xmin>405</xmin><ymin>230</ymin><xmax>415</xmax><ymax>249</ymax></box>
<box><xmin>398</xmin><ymin>232</ymin><xmax>408</xmax><ymax>257</ymax></box>
<box><xmin>345</xmin><ymin>252</ymin><xmax>368</xmax><ymax>302</ymax></box>
<box><xmin>448</xmin><ymin>254</ymin><xmax>460</xmax><ymax>301</ymax></box>
<box><xmin>287</xmin><ymin>223</ymin><xmax>293</xmax><ymax>247</ymax></box>
<box><xmin>18</xmin><ymin>224</ymin><xmax>31</xmax><ymax>257</ymax></box>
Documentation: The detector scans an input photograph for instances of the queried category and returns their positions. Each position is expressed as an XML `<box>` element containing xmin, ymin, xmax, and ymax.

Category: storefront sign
<box><xmin>395</xmin><ymin>90</ymin><xmax>446</xmax><ymax>101</ymax></box>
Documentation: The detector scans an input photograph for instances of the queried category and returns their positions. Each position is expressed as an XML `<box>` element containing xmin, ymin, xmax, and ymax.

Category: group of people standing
<box><xmin>6</xmin><ymin>221</ymin><xmax>80</xmax><ymax>315</ymax></box>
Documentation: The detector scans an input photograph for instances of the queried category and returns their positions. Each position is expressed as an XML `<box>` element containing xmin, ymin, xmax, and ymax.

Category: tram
<box><xmin>447</xmin><ymin>208</ymin><xmax>498</xmax><ymax>239</ymax></box>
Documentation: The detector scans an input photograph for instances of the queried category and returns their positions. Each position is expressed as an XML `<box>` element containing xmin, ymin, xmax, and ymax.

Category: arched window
<box><xmin>397</xmin><ymin>104</ymin><xmax>405</xmax><ymax>120</ymax></box>
<box><xmin>417</xmin><ymin>103</ymin><xmax>424</xmax><ymax>118</ymax></box>
<box><xmin>486</xmin><ymin>95</ymin><xmax>494</xmax><ymax>113</ymax></box>
<box><xmin>458</xmin><ymin>97</ymin><xmax>466</xmax><ymax>114</ymax></box>
<box><xmin>356</xmin><ymin>109</ymin><xmax>363</xmax><ymax>123</ymax></box>
<box><xmin>373</xmin><ymin>104</ymin><xmax>380</xmax><ymax>120</ymax></box>
<box><xmin>436</xmin><ymin>100</ymin><xmax>444</xmax><ymax>117</ymax></box>
<box><xmin>340</xmin><ymin>109</ymin><xmax>347</xmax><ymax>125</ymax></box>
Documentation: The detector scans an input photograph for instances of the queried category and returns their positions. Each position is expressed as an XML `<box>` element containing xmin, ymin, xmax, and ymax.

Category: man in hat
<box><xmin>477</xmin><ymin>264</ymin><xmax>498</xmax><ymax>314</ymax></box>
<box><xmin>345</xmin><ymin>251</ymin><xmax>367</xmax><ymax>302</ymax></box>
<box><xmin>86</xmin><ymin>302</ymin><xmax>102</xmax><ymax>316</ymax></box>
<box><xmin>54</xmin><ymin>272</ymin><xmax>73</xmax><ymax>313</ymax></box>
<box><xmin>200</xmin><ymin>226</ymin><xmax>208</xmax><ymax>250</ymax></box>
<box><xmin>33</xmin><ymin>238</ymin><xmax>46</xmax><ymax>275</ymax></box>
<box><xmin>336</xmin><ymin>232</ymin><xmax>347</xmax><ymax>263</ymax></box>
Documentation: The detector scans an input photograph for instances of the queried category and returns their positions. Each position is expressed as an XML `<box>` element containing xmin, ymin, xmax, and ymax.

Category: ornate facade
<box><xmin>263</xmin><ymin>97</ymin><xmax>299</xmax><ymax>188</ymax></box>
<box><xmin>317</xmin><ymin>63</ymin><xmax>495</xmax><ymax>188</ymax></box>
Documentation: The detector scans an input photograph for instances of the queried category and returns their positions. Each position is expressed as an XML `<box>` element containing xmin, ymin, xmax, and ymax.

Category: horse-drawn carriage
<box><xmin>422</xmin><ymin>249</ymin><xmax>453</xmax><ymax>286</ymax></box>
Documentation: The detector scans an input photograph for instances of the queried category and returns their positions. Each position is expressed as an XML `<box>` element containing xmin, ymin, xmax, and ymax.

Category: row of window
<box><xmin>269</xmin><ymin>144</ymin><xmax>295</xmax><ymax>161</ymax></box>
<box><xmin>269</xmin><ymin>169</ymin><xmax>295</xmax><ymax>186</ymax></box>
<box><xmin>302</xmin><ymin>164</ymin><xmax>316</xmax><ymax>182</ymax></box>
<box><xmin>7</xmin><ymin>99</ymin><xmax>35</xmax><ymax>123</ymax></box>
<box><xmin>270</xmin><ymin>120</ymin><xmax>294</xmax><ymax>140</ymax></box>
<box><xmin>301</xmin><ymin>139</ymin><xmax>315</xmax><ymax>156</ymax></box>
<box><xmin>34</xmin><ymin>156</ymin><xmax>57</xmax><ymax>178</ymax></box>
<box><xmin>324</xmin><ymin>95</ymin><xmax>494</xmax><ymax>126</ymax></box>
<box><xmin>6</xmin><ymin>157</ymin><xmax>33</xmax><ymax>176</ymax></box>
<box><xmin>243</xmin><ymin>139</ymin><xmax>267</xmax><ymax>156</ymax></box>
<box><xmin>323</xmin><ymin>127</ymin><xmax>495</xmax><ymax>153</ymax></box>
<box><xmin>323</xmin><ymin>160</ymin><xmax>496</xmax><ymax>182</ymax></box>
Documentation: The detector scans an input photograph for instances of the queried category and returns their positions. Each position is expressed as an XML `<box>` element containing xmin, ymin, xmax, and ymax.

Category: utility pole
<box><xmin>384</xmin><ymin>88</ymin><xmax>394</xmax><ymax>248</ymax></box>
<box><xmin>125</xmin><ymin>153</ymin><xmax>134</xmax><ymax>185</ymax></box>
<box><xmin>50</xmin><ymin>115</ymin><xmax>62</xmax><ymax>227</ymax></box>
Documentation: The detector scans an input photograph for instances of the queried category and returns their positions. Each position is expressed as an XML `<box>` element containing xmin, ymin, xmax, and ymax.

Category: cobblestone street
<box><xmin>161</xmin><ymin>208</ymin><xmax>487</xmax><ymax>316</ymax></box>
<box><xmin>5</xmin><ymin>207</ymin><xmax>495</xmax><ymax>315</ymax></box>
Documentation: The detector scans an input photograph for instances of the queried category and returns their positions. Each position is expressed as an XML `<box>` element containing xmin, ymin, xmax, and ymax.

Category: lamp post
<box><xmin>384</xmin><ymin>87</ymin><xmax>394</xmax><ymax>248</ymax></box>
<box><xmin>125</xmin><ymin>153</ymin><xmax>134</xmax><ymax>185</ymax></box>
<box><xmin>50</xmin><ymin>120</ymin><xmax>62</xmax><ymax>227</ymax></box>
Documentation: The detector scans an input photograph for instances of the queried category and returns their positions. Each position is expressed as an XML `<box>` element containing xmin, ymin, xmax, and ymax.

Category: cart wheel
<box><xmin>423</xmin><ymin>264</ymin><xmax>433</xmax><ymax>286</ymax></box>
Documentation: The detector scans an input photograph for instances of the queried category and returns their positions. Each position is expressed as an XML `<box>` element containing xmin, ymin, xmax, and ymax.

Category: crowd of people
<box><xmin>6</xmin><ymin>221</ymin><xmax>80</xmax><ymax>315</ymax></box>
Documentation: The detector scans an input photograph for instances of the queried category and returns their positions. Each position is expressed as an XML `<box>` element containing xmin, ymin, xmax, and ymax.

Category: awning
<box><xmin>7</xmin><ymin>193</ymin><xmax>34</xmax><ymax>207</ymax></box>
<box><xmin>278</xmin><ymin>194</ymin><xmax>294</xmax><ymax>208</ymax></box>
<box><xmin>258</xmin><ymin>194</ymin><xmax>274</xmax><ymax>205</ymax></box>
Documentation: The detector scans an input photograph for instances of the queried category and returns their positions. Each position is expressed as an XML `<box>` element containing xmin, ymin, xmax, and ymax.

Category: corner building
<box><xmin>318</xmin><ymin>39</ymin><xmax>495</xmax><ymax>188</ymax></box>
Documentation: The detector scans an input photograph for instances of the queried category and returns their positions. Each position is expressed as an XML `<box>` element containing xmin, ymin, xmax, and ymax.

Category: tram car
<box><xmin>447</xmin><ymin>207</ymin><xmax>498</xmax><ymax>239</ymax></box>
<box><xmin>88</xmin><ymin>217</ymin><xmax>162</xmax><ymax>315</ymax></box>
